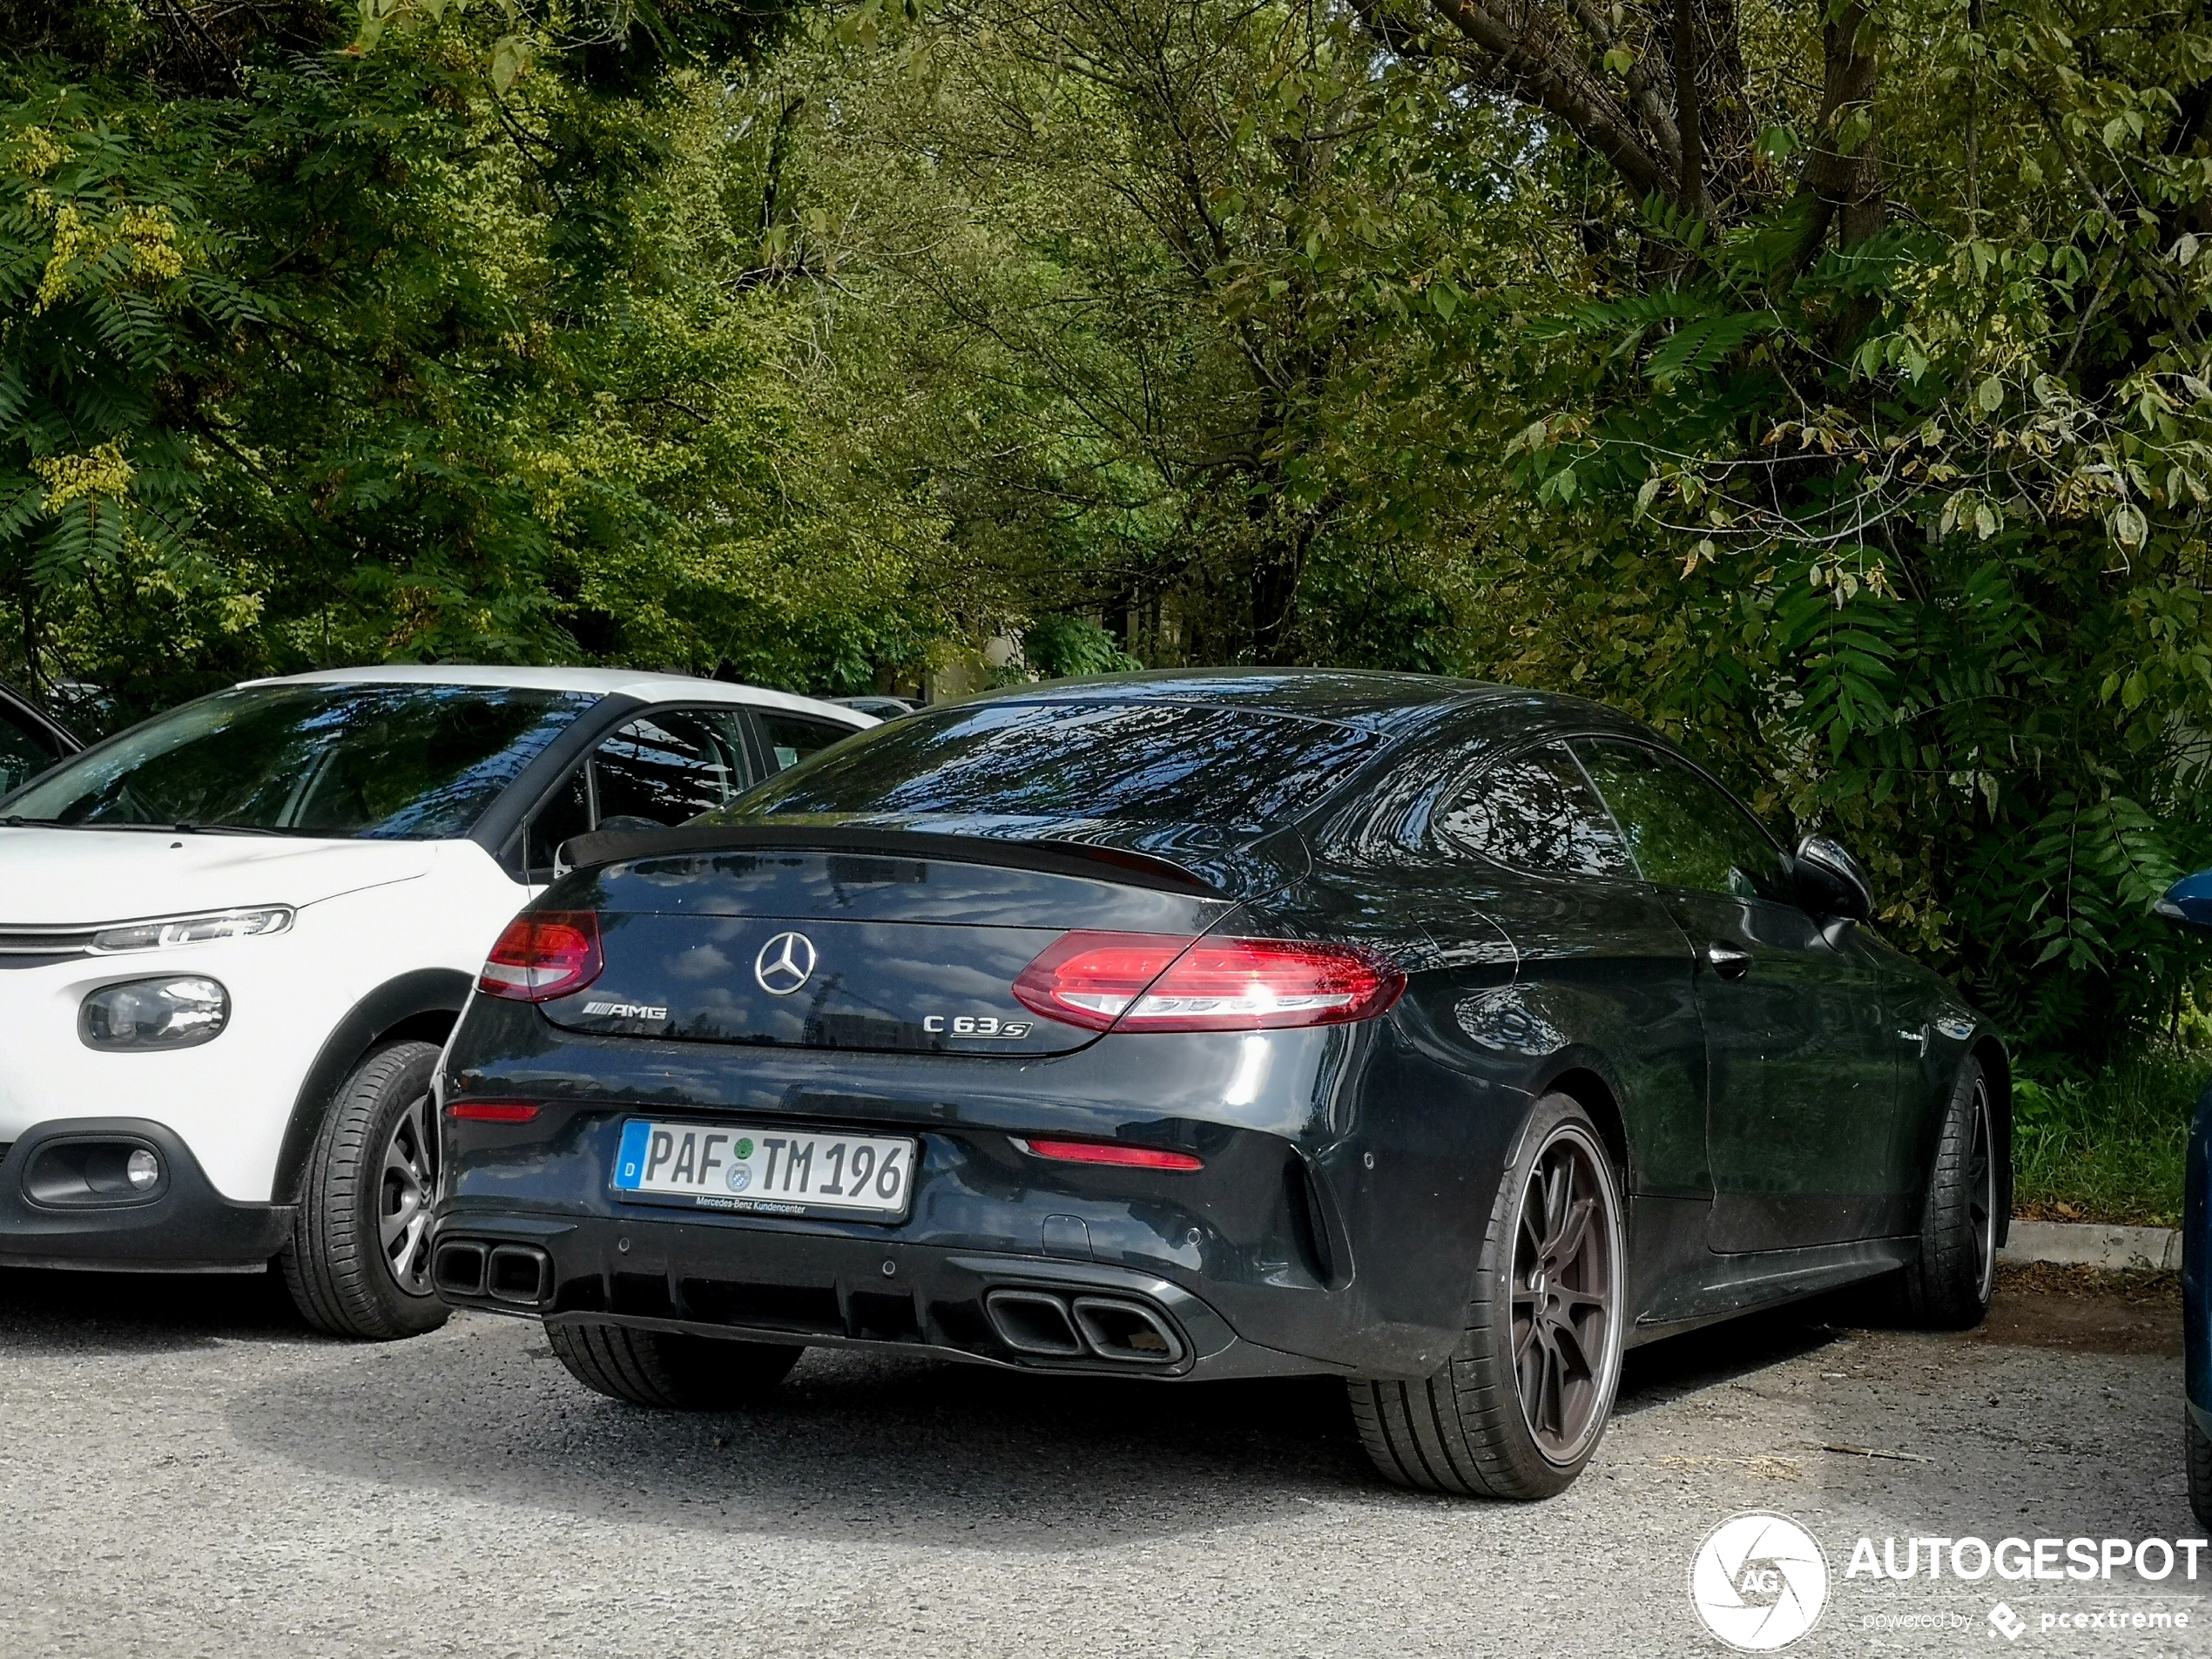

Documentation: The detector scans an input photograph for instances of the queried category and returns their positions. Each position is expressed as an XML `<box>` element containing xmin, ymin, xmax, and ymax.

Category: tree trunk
<box><xmin>1353</xmin><ymin>0</ymin><xmax>1876</xmax><ymax>258</ymax></box>
<box><xmin>1803</xmin><ymin>2</ymin><xmax>1885</xmax><ymax>251</ymax></box>
<box><xmin>1251</xmin><ymin>546</ymin><xmax>1300</xmax><ymax>664</ymax></box>
<box><xmin>1671</xmin><ymin>0</ymin><xmax>1703</xmax><ymax>216</ymax></box>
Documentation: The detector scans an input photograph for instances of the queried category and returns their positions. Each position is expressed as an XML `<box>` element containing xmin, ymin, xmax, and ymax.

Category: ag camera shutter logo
<box><xmin>1689</xmin><ymin>1512</ymin><xmax>1829</xmax><ymax>1650</ymax></box>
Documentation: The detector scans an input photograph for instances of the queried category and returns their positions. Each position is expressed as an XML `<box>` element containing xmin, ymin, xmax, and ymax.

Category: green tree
<box><xmin>0</xmin><ymin>0</ymin><xmax>947</xmax><ymax>720</ymax></box>
<box><xmin>1339</xmin><ymin>0</ymin><xmax>2212</xmax><ymax>1049</ymax></box>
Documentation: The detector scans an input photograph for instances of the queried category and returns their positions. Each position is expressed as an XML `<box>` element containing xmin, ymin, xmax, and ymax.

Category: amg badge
<box><xmin>582</xmin><ymin>1001</ymin><xmax>669</xmax><ymax>1021</ymax></box>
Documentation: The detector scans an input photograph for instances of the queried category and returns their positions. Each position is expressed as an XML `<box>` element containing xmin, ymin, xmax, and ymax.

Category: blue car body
<box><xmin>2159</xmin><ymin>870</ymin><xmax>2212</xmax><ymax>1522</ymax></box>
<box><xmin>2189</xmin><ymin>1083</ymin><xmax>2212</xmax><ymax>1431</ymax></box>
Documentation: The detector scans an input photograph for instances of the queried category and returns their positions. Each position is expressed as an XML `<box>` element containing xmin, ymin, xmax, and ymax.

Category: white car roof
<box><xmin>242</xmin><ymin>664</ymin><xmax>873</xmax><ymax>726</ymax></box>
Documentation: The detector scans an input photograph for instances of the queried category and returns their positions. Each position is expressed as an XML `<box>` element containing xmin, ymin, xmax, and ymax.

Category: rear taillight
<box><xmin>1010</xmin><ymin>932</ymin><xmax>1194</xmax><ymax>1029</ymax></box>
<box><xmin>478</xmin><ymin>912</ymin><xmax>603</xmax><ymax>1002</ymax></box>
<box><xmin>1011</xmin><ymin>931</ymin><xmax>1404</xmax><ymax>1033</ymax></box>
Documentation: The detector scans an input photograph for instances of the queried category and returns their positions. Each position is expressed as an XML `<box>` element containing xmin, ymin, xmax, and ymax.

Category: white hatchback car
<box><xmin>0</xmin><ymin>665</ymin><xmax>871</xmax><ymax>1338</ymax></box>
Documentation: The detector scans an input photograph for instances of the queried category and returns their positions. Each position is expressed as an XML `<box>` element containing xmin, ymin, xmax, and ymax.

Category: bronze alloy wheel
<box><xmin>1966</xmin><ymin>1076</ymin><xmax>1995</xmax><ymax>1305</ymax></box>
<box><xmin>1896</xmin><ymin>1054</ymin><xmax>2002</xmax><ymax>1330</ymax></box>
<box><xmin>1348</xmin><ymin>1093</ymin><xmax>1628</xmax><ymax>1498</ymax></box>
<box><xmin>1511</xmin><ymin>1122</ymin><xmax>1623</xmax><ymax>1466</ymax></box>
<box><xmin>380</xmin><ymin>1089</ymin><xmax>438</xmax><ymax>1297</ymax></box>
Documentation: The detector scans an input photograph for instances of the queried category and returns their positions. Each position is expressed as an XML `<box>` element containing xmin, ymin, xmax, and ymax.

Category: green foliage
<box><xmin>0</xmin><ymin>1</ymin><xmax>941</xmax><ymax>721</ymax></box>
<box><xmin>1022</xmin><ymin>616</ymin><xmax>1142</xmax><ymax>679</ymax></box>
<box><xmin>1471</xmin><ymin>0</ymin><xmax>2212</xmax><ymax>1054</ymax></box>
<box><xmin>2011</xmin><ymin>1046</ymin><xmax>2212</xmax><ymax>1226</ymax></box>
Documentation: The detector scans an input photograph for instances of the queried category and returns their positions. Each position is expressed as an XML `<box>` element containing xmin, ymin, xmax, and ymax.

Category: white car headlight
<box><xmin>79</xmin><ymin>976</ymin><xmax>231</xmax><ymax>1049</ymax></box>
<box><xmin>90</xmin><ymin>907</ymin><xmax>293</xmax><ymax>953</ymax></box>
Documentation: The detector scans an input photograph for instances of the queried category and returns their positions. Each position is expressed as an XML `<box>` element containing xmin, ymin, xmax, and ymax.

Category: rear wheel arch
<box><xmin>273</xmin><ymin>968</ymin><xmax>471</xmax><ymax>1206</ymax></box>
<box><xmin>1537</xmin><ymin>1064</ymin><xmax>1633</xmax><ymax>1194</ymax></box>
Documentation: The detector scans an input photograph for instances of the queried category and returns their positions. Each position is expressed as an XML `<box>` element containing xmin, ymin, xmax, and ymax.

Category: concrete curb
<box><xmin>1999</xmin><ymin>1219</ymin><xmax>2182</xmax><ymax>1271</ymax></box>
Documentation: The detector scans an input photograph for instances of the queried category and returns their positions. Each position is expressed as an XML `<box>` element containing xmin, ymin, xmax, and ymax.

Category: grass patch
<box><xmin>2011</xmin><ymin>1047</ymin><xmax>2212</xmax><ymax>1227</ymax></box>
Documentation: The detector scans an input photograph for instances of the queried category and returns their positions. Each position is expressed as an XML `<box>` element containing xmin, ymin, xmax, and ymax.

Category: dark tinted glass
<box><xmin>1575</xmin><ymin>739</ymin><xmax>1790</xmax><ymax>901</ymax></box>
<box><xmin>592</xmin><ymin>709</ymin><xmax>752</xmax><ymax>828</ymax></box>
<box><xmin>0</xmin><ymin>707</ymin><xmax>58</xmax><ymax>797</ymax></box>
<box><xmin>761</xmin><ymin>712</ymin><xmax>860</xmax><ymax>773</ymax></box>
<box><xmin>1437</xmin><ymin>743</ymin><xmax>1632</xmax><ymax>877</ymax></box>
<box><xmin>6</xmin><ymin>684</ymin><xmax>595</xmax><ymax>838</ymax></box>
<box><xmin>736</xmin><ymin>700</ymin><xmax>1379</xmax><ymax>828</ymax></box>
<box><xmin>523</xmin><ymin>766</ymin><xmax>592</xmax><ymax>880</ymax></box>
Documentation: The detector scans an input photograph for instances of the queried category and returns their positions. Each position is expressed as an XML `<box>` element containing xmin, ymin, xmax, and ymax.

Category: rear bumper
<box><xmin>431</xmin><ymin>1209</ymin><xmax>1353</xmax><ymax>1380</ymax></box>
<box><xmin>438</xmin><ymin>1001</ymin><xmax>1539</xmax><ymax>1380</ymax></box>
<box><xmin>0</xmin><ymin>1118</ymin><xmax>293</xmax><ymax>1272</ymax></box>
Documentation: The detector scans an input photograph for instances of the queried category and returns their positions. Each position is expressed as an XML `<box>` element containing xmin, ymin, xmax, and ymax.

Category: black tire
<box><xmin>1897</xmin><ymin>1055</ymin><xmax>1999</xmax><ymax>1330</ymax></box>
<box><xmin>2189</xmin><ymin>1413</ymin><xmax>2212</xmax><ymax>1530</ymax></box>
<box><xmin>280</xmin><ymin>1039</ymin><xmax>451</xmax><ymax>1341</ymax></box>
<box><xmin>1348</xmin><ymin>1093</ymin><xmax>1627</xmax><ymax>1500</ymax></box>
<box><xmin>547</xmin><ymin>1321</ymin><xmax>805</xmax><ymax>1409</ymax></box>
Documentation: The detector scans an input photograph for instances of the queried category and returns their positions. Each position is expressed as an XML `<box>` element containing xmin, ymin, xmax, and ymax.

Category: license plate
<box><xmin>611</xmin><ymin>1120</ymin><xmax>916</xmax><ymax>1222</ymax></box>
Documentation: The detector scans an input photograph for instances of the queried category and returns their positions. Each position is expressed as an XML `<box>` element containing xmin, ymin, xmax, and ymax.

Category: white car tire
<box><xmin>280</xmin><ymin>1039</ymin><xmax>451</xmax><ymax>1340</ymax></box>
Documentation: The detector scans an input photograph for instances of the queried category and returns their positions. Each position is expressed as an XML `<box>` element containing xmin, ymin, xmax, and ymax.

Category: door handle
<box><xmin>1706</xmin><ymin>944</ymin><xmax>1752</xmax><ymax>979</ymax></box>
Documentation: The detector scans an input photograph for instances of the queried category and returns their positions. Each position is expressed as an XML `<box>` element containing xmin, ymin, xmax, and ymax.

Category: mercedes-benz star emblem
<box><xmin>753</xmin><ymin>930</ymin><xmax>818</xmax><ymax>996</ymax></box>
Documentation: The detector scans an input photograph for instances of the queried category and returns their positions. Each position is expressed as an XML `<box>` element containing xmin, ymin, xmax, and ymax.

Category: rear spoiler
<box><xmin>553</xmin><ymin>823</ymin><xmax>1220</xmax><ymax>896</ymax></box>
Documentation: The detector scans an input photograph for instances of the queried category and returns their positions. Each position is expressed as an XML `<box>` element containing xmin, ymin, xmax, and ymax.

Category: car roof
<box><xmin>240</xmin><ymin>664</ymin><xmax>873</xmax><ymax>726</ymax></box>
<box><xmin>0</xmin><ymin>677</ymin><xmax>80</xmax><ymax>751</ymax></box>
<box><xmin>954</xmin><ymin>668</ymin><xmax>1628</xmax><ymax>738</ymax></box>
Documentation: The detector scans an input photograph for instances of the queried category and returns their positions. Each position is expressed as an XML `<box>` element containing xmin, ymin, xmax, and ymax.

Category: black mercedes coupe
<box><xmin>430</xmin><ymin>671</ymin><xmax>2007</xmax><ymax>1499</ymax></box>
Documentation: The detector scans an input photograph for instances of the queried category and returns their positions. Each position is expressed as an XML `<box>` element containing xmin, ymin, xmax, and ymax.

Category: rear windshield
<box><xmin>3</xmin><ymin>683</ymin><xmax>597</xmax><ymax>839</ymax></box>
<box><xmin>730</xmin><ymin>699</ymin><xmax>1379</xmax><ymax>829</ymax></box>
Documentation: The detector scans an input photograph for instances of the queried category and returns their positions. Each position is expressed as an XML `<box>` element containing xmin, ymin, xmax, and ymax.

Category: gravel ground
<box><xmin>0</xmin><ymin>1264</ymin><xmax>2200</xmax><ymax>1657</ymax></box>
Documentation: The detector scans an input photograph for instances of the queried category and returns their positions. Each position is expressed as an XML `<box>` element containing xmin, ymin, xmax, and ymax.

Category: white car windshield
<box><xmin>1</xmin><ymin>683</ymin><xmax>597</xmax><ymax>838</ymax></box>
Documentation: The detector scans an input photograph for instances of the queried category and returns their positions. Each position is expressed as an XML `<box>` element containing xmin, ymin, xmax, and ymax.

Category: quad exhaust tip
<box><xmin>432</xmin><ymin>1240</ymin><xmax>488</xmax><ymax>1298</ymax></box>
<box><xmin>983</xmin><ymin>1288</ymin><xmax>1184</xmax><ymax>1366</ymax></box>
<box><xmin>432</xmin><ymin>1238</ymin><xmax>553</xmax><ymax>1307</ymax></box>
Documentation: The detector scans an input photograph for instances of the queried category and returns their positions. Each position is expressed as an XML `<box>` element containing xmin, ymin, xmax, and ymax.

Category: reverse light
<box><xmin>1012</xmin><ymin>932</ymin><xmax>1405</xmax><ymax>1033</ymax></box>
<box><xmin>478</xmin><ymin>912</ymin><xmax>604</xmax><ymax>1002</ymax></box>
<box><xmin>1013</xmin><ymin>1136</ymin><xmax>1204</xmax><ymax>1172</ymax></box>
<box><xmin>447</xmin><ymin>1101</ymin><xmax>542</xmax><ymax>1123</ymax></box>
<box><xmin>91</xmin><ymin>907</ymin><xmax>293</xmax><ymax>953</ymax></box>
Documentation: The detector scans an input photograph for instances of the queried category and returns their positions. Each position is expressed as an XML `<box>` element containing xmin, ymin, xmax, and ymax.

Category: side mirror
<box><xmin>1793</xmin><ymin>834</ymin><xmax>1873</xmax><ymax>924</ymax></box>
<box><xmin>2156</xmin><ymin>870</ymin><xmax>2212</xmax><ymax>934</ymax></box>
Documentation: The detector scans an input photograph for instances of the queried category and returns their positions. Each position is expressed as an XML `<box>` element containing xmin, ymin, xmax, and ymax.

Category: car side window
<box><xmin>591</xmin><ymin>708</ymin><xmax>753</xmax><ymax>829</ymax></box>
<box><xmin>1435</xmin><ymin>743</ymin><xmax>1634</xmax><ymax>878</ymax></box>
<box><xmin>521</xmin><ymin>766</ymin><xmax>592</xmax><ymax>882</ymax></box>
<box><xmin>1575</xmin><ymin>738</ymin><xmax>1791</xmax><ymax>903</ymax></box>
<box><xmin>0</xmin><ymin>706</ymin><xmax>58</xmax><ymax>798</ymax></box>
<box><xmin>759</xmin><ymin>711</ymin><xmax>858</xmax><ymax>773</ymax></box>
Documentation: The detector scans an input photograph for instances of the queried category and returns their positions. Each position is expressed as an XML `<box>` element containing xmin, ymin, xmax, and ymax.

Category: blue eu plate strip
<box><xmin>615</xmin><ymin>1120</ymin><xmax>651</xmax><ymax>1190</ymax></box>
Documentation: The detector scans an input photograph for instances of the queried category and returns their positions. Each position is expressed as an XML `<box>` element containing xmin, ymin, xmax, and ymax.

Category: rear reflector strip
<box><xmin>447</xmin><ymin>1101</ymin><xmax>542</xmax><ymax>1123</ymax></box>
<box><xmin>1013</xmin><ymin>1136</ymin><xmax>1203</xmax><ymax>1171</ymax></box>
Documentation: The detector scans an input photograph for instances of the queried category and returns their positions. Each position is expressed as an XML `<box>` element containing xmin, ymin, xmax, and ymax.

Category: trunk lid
<box><xmin>537</xmin><ymin>826</ymin><xmax>1265</xmax><ymax>1057</ymax></box>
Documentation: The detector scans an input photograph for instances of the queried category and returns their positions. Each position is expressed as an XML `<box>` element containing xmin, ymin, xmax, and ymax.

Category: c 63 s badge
<box><xmin>923</xmin><ymin>1015</ymin><xmax>1034</xmax><ymax>1040</ymax></box>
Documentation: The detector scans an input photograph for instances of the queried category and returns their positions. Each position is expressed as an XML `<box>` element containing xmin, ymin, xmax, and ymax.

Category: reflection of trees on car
<box><xmin>743</xmin><ymin>701</ymin><xmax>1378</xmax><ymax>829</ymax></box>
